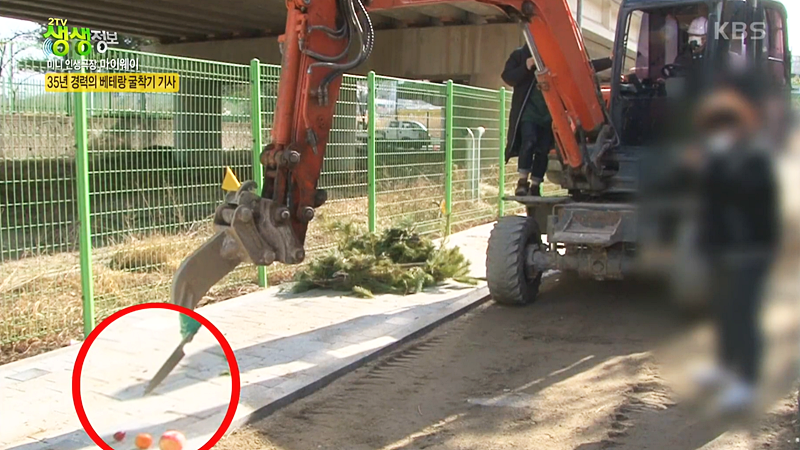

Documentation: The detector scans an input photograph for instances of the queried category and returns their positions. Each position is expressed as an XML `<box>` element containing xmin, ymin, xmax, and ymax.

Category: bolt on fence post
<box><xmin>250</xmin><ymin>58</ymin><xmax>268</xmax><ymax>288</ymax></box>
<box><xmin>74</xmin><ymin>56</ymin><xmax>95</xmax><ymax>337</ymax></box>
<box><xmin>367</xmin><ymin>71</ymin><xmax>377</xmax><ymax>233</ymax></box>
<box><xmin>444</xmin><ymin>80</ymin><xmax>454</xmax><ymax>236</ymax></box>
<box><xmin>498</xmin><ymin>87</ymin><xmax>506</xmax><ymax>218</ymax></box>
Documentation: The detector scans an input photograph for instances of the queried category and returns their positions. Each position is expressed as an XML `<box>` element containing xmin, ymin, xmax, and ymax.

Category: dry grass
<box><xmin>0</xmin><ymin>195</ymin><xmax>372</xmax><ymax>363</ymax></box>
<box><xmin>0</xmin><ymin>221</ymin><xmax>260</xmax><ymax>363</ymax></box>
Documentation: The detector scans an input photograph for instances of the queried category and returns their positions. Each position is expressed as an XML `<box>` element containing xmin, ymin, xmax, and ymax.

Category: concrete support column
<box><xmin>173</xmin><ymin>77</ymin><xmax>223</xmax><ymax>166</ymax></box>
<box><xmin>172</xmin><ymin>76</ymin><xmax>223</xmax><ymax>221</ymax></box>
<box><xmin>330</xmin><ymin>81</ymin><xmax>362</xmax><ymax>196</ymax></box>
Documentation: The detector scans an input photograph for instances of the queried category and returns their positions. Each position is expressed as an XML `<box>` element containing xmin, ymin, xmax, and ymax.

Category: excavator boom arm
<box><xmin>176</xmin><ymin>0</ymin><xmax>613</xmax><ymax>306</ymax></box>
<box><xmin>262</xmin><ymin>0</ymin><xmax>610</xmax><ymax>266</ymax></box>
<box><xmin>286</xmin><ymin>0</ymin><xmax>607</xmax><ymax>227</ymax></box>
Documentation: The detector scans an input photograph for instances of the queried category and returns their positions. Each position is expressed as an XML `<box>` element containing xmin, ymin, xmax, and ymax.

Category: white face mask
<box><xmin>708</xmin><ymin>131</ymin><xmax>737</xmax><ymax>153</ymax></box>
<box><xmin>689</xmin><ymin>36</ymin><xmax>705</xmax><ymax>50</ymax></box>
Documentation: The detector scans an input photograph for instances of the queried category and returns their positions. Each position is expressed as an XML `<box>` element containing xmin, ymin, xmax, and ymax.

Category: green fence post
<box><xmin>250</xmin><ymin>58</ymin><xmax>268</xmax><ymax>288</ymax></box>
<box><xmin>367</xmin><ymin>71</ymin><xmax>377</xmax><ymax>233</ymax></box>
<box><xmin>74</xmin><ymin>60</ymin><xmax>95</xmax><ymax>337</ymax></box>
<box><xmin>498</xmin><ymin>87</ymin><xmax>506</xmax><ymax>218</ymax></box>
<box><xmin>444</xmin><ymin>80</ymin><xmax>454</xmax><ymax>236</ymax></box>
<box><xmin>8</xmin><ymin>76</ymin><xmax>15</xmax><ymax>112</ymax></box>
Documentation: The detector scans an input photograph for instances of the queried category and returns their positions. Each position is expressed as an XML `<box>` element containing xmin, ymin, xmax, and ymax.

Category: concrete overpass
<box><xmin>1</xmin><ymin>0</ymin><xmax>622</xmax><ymax>88</ymax></box>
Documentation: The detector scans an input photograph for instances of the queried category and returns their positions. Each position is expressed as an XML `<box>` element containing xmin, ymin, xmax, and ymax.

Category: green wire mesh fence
<box><xmin>1</xmin><ymin>72</ymin><xmax>80</xmax><ymax>349</ymax></box>
<box><xmin>84</xmin><ymin>51</ymin><xmax>259</xmax><ymax>323</ymax></box>
<box><xmin>1</xmin><ymin>45</ymin><xmax>532</xmax><ymax>358</ymax></box>
<box><xmin>373</xmin><ymin>76</ymin><xmax>447</xmax><ymax>236</ymax></box>
<box><xmin>451</xmin><ymin>84</ymin><xmax>502</xmax><ymax>233</ymax></box>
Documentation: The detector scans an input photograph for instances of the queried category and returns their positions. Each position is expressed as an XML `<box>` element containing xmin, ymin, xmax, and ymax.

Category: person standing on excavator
<box><xmin>502</xmin><ymin>45</ymin><xmax>554</xmax><ymax>197</ymax></box>
<box><xmin>503</xmin><ymin>45</ymin><xmax>612</xmax><ymax>196</ymax></box>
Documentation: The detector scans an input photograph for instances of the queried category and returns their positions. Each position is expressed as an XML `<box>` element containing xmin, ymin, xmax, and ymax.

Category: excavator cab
<box><xmin>611</xmin><ymin>0</ymin><xmax>791</xmax><ymax>147</ymax></box>
<box><xmin>613</xmin><ymin>2</ymin><xmax>712</xmax><ymax>147</ymax></box>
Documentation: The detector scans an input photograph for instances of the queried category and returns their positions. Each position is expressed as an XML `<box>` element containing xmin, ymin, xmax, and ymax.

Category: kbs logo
<box><xmin>715</xmin><ymin>21</ymin><xmax>767</xmax><ymax>41</ymax></box>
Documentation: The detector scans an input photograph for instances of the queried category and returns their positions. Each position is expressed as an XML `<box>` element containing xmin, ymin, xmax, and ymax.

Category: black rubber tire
<box><xmin>486</xmin><ymin>216</ymin><xmax>543</xmax><ymax>306</ymax></box>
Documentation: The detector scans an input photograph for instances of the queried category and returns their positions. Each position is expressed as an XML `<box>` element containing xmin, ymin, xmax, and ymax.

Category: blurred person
<box><xmin>502</xmin><ymin>46</ymin><xmax>612</xmax><ymax>196</ymax></box>
<box><xmin>690</xmin><ymin>75</ymin><xmax>781</xmax><ymax>416</ymax></box>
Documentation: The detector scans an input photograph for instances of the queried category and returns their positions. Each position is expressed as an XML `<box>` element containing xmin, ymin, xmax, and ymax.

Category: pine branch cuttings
<box><xmin>290</xmin><ymin>221</ymin><xmax>477</xmax><ymax>298</ymax></box>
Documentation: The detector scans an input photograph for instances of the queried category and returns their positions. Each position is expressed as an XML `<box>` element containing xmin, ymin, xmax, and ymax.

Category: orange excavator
<box><xmin>165</xmin><ymin>0</ymin><xmax>614</xmax><ymax>313</ymax></box>
<box><xmin>144</xmin><ymin>0</ymin><xmax>793</xmax><ymax>393</ymax></box>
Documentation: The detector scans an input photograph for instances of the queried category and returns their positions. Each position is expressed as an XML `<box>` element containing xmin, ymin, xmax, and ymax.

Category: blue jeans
<box><xmin>517</xmin><ymin>120</ymin><xmax>553</xmax><ymax>182</ymax></box>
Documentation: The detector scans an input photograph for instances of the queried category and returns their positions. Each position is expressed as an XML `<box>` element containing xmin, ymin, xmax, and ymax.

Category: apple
<box><xmin>159</xmin><ymin>430</ymin><xmax>187</xmax><ymax>450</ymax></box>
<box><xmin>135</xmin><ymin>433</ymin><xmax>153</xmax><ymax>449</ymax></box>
<box><xmin>113</xmin><ymin>431</ymin><xmax>126</xmax><ymax>442</ymax></box>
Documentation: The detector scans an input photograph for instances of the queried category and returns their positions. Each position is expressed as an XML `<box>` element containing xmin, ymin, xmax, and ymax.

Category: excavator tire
<box><xmin>486</xmin><ymin>216</ymin><xmax>543</xmax><ymax>306</ymax></box>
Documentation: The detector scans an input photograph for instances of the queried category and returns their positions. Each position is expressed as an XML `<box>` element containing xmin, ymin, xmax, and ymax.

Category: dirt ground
<box><xmin>210</xmin><ymin>116</ymin><xmax>800</xmax><ymax>450</ymax></box>
<box><xmin>214</xmin><ymin>265</ymin><xmax>799</xmax><ymax>450</ymax></box>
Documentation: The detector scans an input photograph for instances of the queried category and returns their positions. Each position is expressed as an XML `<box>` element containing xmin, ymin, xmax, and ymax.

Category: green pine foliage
<box><xmin>290</xmin><ymin>220</ymin><xmax>475</xmax><ymax>298</ymax></box>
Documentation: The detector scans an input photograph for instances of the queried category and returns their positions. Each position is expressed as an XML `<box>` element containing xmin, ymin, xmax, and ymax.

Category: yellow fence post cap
<box><xmin>222</xmin><ymin>167</ymin><xmax>242</xmax><ymax>192</ymax></box>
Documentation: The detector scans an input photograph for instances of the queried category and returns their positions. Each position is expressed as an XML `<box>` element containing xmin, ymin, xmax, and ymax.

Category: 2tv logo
<box><xmin>41</xmin><ymin>18</ymin><xmax>116</xmax><ymax>58</ymax></box>
<box><xmin>42</xmin><ymin>38</ymin><xmax>58</xmax><ymax>58</ymax></box>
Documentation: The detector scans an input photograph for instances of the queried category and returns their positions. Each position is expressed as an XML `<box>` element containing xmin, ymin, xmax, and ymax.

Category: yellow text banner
<box><xmin>45</xmin><ymin>73</ymin><xmax>180</xmax><ymax>93</ymax></box>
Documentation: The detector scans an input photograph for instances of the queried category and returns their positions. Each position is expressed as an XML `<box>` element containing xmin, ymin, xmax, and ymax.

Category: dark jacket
<box><xmin>699</xmin><ymin>145</ymin><xmax>779</xmax><ymax>259</ymax></box>
<box><xmin>502</xmin><ymin>45</ymin><xmax>612</xmax><ymax>163</ymax></box>
<box><xmin>674</xmin><ymin>48</ymin><xmax>703</xmax><ymax>68</ymax></box>
<box><xmin>673</xmin><ymin>47</ymin><xmax>705</xmax><ymax>79</ymax></box>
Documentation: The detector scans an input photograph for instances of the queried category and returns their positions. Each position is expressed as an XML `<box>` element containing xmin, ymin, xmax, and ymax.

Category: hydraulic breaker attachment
<box><xmin>144</xmin><ymin>181</ymin><xmax>306</xmax><ymax>394</ymax></box>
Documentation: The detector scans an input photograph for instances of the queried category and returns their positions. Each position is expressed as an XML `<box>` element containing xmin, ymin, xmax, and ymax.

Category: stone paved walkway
<box><xmin>1</xmin><ymin>223</ymin><xmax>494</xmax><ymax>450</ymax></box>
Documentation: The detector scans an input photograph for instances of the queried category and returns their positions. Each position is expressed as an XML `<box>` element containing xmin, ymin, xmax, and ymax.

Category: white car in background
<box><xmin>357</xmin><ymin>120</ymin><xmax>433</xmax><ymax>149</ymax></box>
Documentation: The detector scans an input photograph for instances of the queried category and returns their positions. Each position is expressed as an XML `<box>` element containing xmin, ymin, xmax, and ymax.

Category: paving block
<box><xmin>5</xmin><ymin>367</ymin><xmax>50</xmax><ymax>382</ymax></box>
